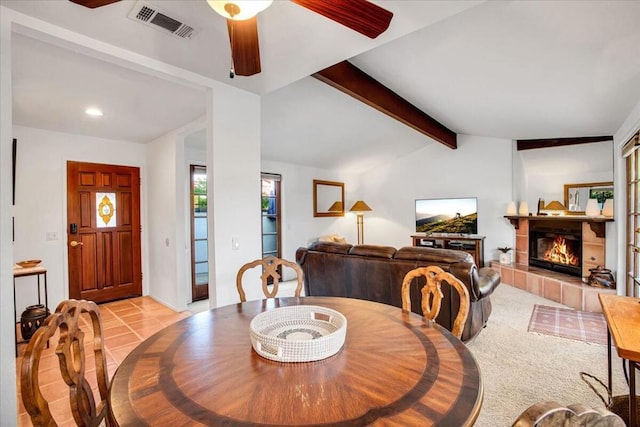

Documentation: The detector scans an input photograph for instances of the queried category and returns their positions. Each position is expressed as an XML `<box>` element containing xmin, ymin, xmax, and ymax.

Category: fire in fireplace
<box><xmin>529</xmin><ymin>220</ymin><xmax>582</xmax><ymax>277</ymax></box>
<box><xmin>543</xmin><ymin>236</ymin><xmax>579</xmax><ymax>267</ymax></box>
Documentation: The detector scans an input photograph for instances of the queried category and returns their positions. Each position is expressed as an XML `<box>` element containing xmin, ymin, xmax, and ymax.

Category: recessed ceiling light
<box><xmin>85</xmin><ymin>107</ymin><xmax>103</xmax><ymax>117</ymax></box>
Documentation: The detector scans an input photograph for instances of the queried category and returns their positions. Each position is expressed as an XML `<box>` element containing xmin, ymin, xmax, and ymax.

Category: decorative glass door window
<box><xmin>190</xmin><ymin>165</ymin><xmax>209</xmax><ymax>301</ymax></box>
<box><xmin>624</xmin><ymin>132</ymin><xmax>640</xmax><ymax>296</ymax></box>
<box><xmin>96</xmin><ymin>192</ymin><xmax>117</xmax><ymax>228</ymax></box>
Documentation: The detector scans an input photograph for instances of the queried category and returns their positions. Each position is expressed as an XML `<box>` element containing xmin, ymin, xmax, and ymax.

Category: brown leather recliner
<box><xmin>295</xmin><ymin>241</ymin><xmax>501</xmax><ymax>342</ymax></box>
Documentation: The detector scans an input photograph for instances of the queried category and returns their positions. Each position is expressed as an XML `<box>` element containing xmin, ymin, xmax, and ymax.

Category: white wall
<box><xmin>146</xmin><ymin>130</ymin><xmax>182</xmax><ymax>310</ymax></box>
<box><xmin>261</xmin><ymin>160</ymin><xmax>355</xmax><ymax>263</ymax></box>
<box><xmin>517</xmin><ymin>141</ymin><xmax>613</xmax><ymax>212</ymax></box>
<box><xmin>614</xmin><ymin>99</ymin><xmax>640</xmax><ymax>295</ymax></box>
<box><xmin>207</xmin><ymin>85</ymin><xmax>263</xmax><ymax>306</ymax></box>
<box><xmin>354</xmin><ymin>134</ymin><xmax>514</xmax><ymax>264</ymax></box>
<box><xmin>0</xmin><ymin>7</ymin><xmax>16</xmax><ymax>419</ymax></box>
<box><xmin>145</xmin><ymin>121</ymin><xmax>207</xmax><ymax>311</ymax></box>
<box><xmin>11</xmin><ymin>125</ymin><xmax>148</xmax><ymax>317</ymax></box>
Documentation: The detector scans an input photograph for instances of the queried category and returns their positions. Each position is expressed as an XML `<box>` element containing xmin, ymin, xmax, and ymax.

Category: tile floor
<box><xmin>15</xmin><ymin>279</ymin><xmax>302</xmax><ymax>426</ymax></box>
<box><xmin>15</xmin><ymin>296</ymin><xmax>204</xmax><ymax>426</ymax></box>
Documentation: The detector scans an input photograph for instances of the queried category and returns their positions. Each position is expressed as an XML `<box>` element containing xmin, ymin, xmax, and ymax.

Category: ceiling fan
<box><xmin>69</xmin><ymin>0</ymin><xmax>393</xmax><ymax>78</ymax></box>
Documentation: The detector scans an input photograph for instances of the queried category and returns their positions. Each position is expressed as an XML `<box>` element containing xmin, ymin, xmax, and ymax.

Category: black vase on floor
<box><xmin>20</xmin><ymin>304</ymin><xmax>50</xmax><ymax>341</ymax></box>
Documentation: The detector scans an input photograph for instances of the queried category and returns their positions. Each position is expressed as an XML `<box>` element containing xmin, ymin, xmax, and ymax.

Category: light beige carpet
<box><xmin>467</xmin><ymin>284</ymin><xmax>629</xmax><ymax>426</ymax></box>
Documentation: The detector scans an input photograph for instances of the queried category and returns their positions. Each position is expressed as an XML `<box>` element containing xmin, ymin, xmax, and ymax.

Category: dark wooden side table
<box><xmin>13</xmin><ymin>266</ymin><xmax>48</xmax><ymax>356</ymax></box>
<box><xmin>599</xmin><ymin>293</ymin><xmax>640</xmax><ymax>426</ymax></box>
<box><xmin>411</xmin><ymin>233</ymin><xmax>485</xmax><ymax>267</ymax></box>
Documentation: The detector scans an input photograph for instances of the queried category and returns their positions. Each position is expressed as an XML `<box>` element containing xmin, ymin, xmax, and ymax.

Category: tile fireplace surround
<box><xmin>494</xmin><ymin>216</ymin><xmax>616</xmax><ymax>313</ymax></box>
<box><xmin>489</xmin><ymin>260</ymin><xmax>614</xmax><ymax>312</ymax></box>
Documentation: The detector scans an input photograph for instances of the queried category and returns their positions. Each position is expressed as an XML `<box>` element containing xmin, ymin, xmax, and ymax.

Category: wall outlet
<box><xmin>46</xmin><ymin>232</ymin><xmax>58</xmax><ymax>241</ymax></box>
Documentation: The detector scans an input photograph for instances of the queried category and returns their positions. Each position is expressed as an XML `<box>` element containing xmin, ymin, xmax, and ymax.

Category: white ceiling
<box><xmin>4</xmin><ymin>0</ymin><xmax>640</xmax><ymax>173</ymax></box>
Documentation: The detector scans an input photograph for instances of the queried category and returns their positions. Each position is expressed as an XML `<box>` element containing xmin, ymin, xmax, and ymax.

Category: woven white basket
<box><xmin>250</xmin><ymin>305</ymin><xmax>347</xmax><ymax>363</ymax></box>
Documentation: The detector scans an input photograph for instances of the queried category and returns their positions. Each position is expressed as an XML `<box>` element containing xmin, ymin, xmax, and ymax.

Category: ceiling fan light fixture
<box><xmin>207</xmin><ymin>0</ymin><xmax>272</xmax><ymax>20</ymax></box>
<box><xmin>85</xmin><ymin>107</ymin><xmax>103</xmax><ymax>117</ymax></box>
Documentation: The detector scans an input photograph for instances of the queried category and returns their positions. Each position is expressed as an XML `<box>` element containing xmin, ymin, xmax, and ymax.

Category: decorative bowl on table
<box><xmin>16</xmin><ymin>259</ymin><xmax>41</xmax><ymax>268</ymax></box>
<box><xmin>250</xmin><ymin>305</ymin><xmax>347</xmax><ymax>363</ymax></box>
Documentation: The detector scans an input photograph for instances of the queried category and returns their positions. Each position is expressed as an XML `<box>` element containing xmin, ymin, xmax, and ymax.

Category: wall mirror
<box><xmin>313</xmin><ymin>179</ymin><xmax>344</xmax><ymax>217</ymax></box>
<box><xmin>564</xmin><ymin>181</ymin><xmax>613</xmax><ymax>213</ymax></box>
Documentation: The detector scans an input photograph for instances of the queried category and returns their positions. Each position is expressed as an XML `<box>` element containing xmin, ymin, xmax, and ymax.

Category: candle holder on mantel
<box><xmin>585</xmin><ymin>199</ymin><xmax>600</xmax><ymax>217</ymax></box>
<box><xmin>518</xmin><ymin>201</ymin><xmax>529</xmax><ymax>216</ymax></box>
<box><xmin>602</xmin><ymin>199</ymin><xmax>614</xmax><ymax>217</ymax></box>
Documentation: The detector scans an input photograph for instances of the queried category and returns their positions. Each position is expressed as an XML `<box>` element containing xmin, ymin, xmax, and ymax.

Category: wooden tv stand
<box><xmin>411</xmin><ymin>233</ymin><xmax>485</xmax><ymax>267</ymax></box>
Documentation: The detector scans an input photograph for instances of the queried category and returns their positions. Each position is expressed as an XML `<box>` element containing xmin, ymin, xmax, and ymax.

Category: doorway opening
<box><xmin>261</xmin><ymin>174</ymin><xmax>281</xmax><ymax>284</ymax></box>
<box><xmin>190</xmin><ymin>165</ymin><xmax>209</xmax><ymax>301</ymax></box>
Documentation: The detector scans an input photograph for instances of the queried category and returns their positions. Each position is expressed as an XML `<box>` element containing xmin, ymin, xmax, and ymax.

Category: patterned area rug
<box><xmin>527</xmin><ymin>304</ymin><xmax>607</xmax><ymax>346</ymax></box>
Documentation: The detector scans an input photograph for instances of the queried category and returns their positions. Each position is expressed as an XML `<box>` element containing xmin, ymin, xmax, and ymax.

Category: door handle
<box><xmin>70</xmin><ymin>240</ymin><xmax>83</xmax><ymax>247</ymax></box>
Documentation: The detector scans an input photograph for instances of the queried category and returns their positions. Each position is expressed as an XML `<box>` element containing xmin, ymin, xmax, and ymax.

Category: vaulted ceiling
<box><xmin>5</xmin><ymin>0</ymin><xmax>640</xmax><ymax>173</ymax></box>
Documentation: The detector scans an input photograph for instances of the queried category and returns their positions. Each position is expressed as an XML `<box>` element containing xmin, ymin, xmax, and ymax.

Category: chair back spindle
<box><xmin>236</xmin><ymin>256</ymin><xmax>303</xmax><ymax>302</ymax></box>
<box><xmin>21</xmin><ymin>299</ymin><xmax>109</xmax><ymax>427</ymax></box>
<box><xmin>401</xmin><ymin>266</ymin><xmax>470</xmax><ymax>339</ymax></box>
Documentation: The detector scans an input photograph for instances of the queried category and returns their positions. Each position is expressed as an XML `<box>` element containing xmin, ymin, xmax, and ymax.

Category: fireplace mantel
<box><xmin>504</xmin><ymin>215</ymin><xmax>613</xmax><ymax>238</ymax></box>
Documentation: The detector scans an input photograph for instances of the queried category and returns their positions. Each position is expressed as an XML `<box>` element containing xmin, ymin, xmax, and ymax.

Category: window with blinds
<box><xmin>623</xmin><ymin>132</ymin><xmax>640</xmax><ymax>296</ymax></box>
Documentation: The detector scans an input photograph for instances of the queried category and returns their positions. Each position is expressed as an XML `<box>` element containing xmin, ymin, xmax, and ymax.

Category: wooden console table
<box><xmin>13</xmin><ymin>266</ymin><xmax>48</xmax><ymax>356</ymax></box>
<box><xmin>411</xmin><ymin>233</ymin><xmax>485</xmax><ymax>267</ymax></box>
<box><xmin>599</xmin><ymin>293</ymin><xmax>640</xmax><ymax>426</ymax></box>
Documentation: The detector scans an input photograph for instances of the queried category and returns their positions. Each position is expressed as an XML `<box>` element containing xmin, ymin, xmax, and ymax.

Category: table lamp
<box><xmin>544</xmin><ymin>200</ymin><xmax>566</xmax><ymax>216</ymax></box>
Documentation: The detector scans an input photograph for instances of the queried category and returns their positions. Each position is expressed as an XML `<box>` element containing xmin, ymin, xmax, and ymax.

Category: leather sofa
<box><xmin>295</xmin><ymin>241</ymin><xmax>501</xmax><ymax>342</ymax></box>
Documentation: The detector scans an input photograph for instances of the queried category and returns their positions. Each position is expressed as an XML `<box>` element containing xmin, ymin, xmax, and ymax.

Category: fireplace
<box><xmin>529</xmin><ymin>220</ymin><xmax>582</xmax><ymax>277</ymax></box>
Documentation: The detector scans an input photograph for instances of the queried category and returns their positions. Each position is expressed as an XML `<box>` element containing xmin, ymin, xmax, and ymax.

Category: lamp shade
<box><xmin>602</xmin><ymin>199</ymin><xmax>614</xmax><ymax>217</ymax></box>
<box><xmin>506</xmin><ymin>201</ymin><xmax>517</xmax><ymax>216</ymax></box>
<box><xmin>328</xmin><ymin>201</ymin><xmax>343</xmax><ymax>212</ymax></box>
<box><xmin>585</xmin><ymin>199</ymin><xmax>600</xmax><ymax>217</ymax></box>
<box><xmin>349</xmin><ymin>200</ymin><xmax>372</xmax><ymax>213</ymax></box>
<box><xmin>518</xmin><ymin>201</ymin><xmax>529</xmax><ymax>216</ymax></box>
<box><xmin>207</xmin><ymin>0</ymin><xmax>273</xmax><ymax>20</ymax></box>
<box><xmin>544</xmin><ymin>200</ymin><xmax>566</xmax><ymax>211</ymax></box>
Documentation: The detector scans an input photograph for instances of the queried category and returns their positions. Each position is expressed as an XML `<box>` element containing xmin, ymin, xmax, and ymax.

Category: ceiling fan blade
<box><xmin>227</xmin><ymin>17</ymin><xmax>262</xmax><ymax>76</ymax></box>
<box><xmin>69</xmin><ymin>0</ymin><xmax>120</xmax><ymax>8</ymax></box>
<box><xmin>291</xmin><ymin>0</ymin><xmax>393</xmax><ymax>39</ymax></box>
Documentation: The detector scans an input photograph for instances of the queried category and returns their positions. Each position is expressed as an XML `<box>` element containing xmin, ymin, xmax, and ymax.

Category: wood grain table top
<box><xmin>108</xmin><ymin>296</ymin><xmax>483</xmax><ymax>426</ymax></box>
<box><xmin>599</xmin><ymin>293</ymin><xmax>640</xmax><ymax>362</ymax></box>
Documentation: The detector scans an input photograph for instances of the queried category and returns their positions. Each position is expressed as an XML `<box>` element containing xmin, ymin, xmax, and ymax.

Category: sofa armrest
<box><xmin>295</xmin><ymin>247</ymin><xmax>308</xmax><ymax>265</ymax></box>
<box><xmin>476</xmin><ymin>267</ymin><xmax>501</xmax><ymax>299</ymax></box>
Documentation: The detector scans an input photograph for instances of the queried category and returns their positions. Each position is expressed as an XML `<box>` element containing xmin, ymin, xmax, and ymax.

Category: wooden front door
<box><xmin>67</xmin><ymin>161</ymin><xmax>142</xmax><ymax>303</ymax></box>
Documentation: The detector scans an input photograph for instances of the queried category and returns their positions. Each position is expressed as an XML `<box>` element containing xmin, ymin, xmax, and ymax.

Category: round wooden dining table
<box><xmin>108</xmin><ymin>296</ymin><xmax>483</xmax><ymax>426</ymax></box>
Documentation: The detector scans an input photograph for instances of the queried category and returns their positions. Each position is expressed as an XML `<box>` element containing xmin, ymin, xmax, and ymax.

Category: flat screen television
<box><xmin>415</xmin><ymin>197</ymin><xmax>478</xmax><ymax>234</ymax></box>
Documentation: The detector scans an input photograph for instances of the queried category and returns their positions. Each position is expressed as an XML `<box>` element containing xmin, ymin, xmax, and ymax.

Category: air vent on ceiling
<box><xmin>128</xmin><ymin>1</ymin><xmax>196</xmax><ymax>40</ymax></box>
